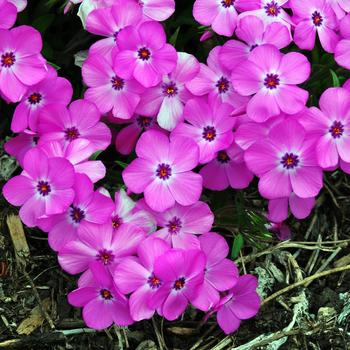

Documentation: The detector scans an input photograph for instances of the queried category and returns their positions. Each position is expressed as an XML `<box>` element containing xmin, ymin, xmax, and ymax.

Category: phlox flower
<box><xmin>8</xmin><ymin>0</ymin><xmax>26</xmax><ymax>11</ymax></box>
<box><xmin>213</xmin><ymin>274</ymin><xmax>260</xmax><ymax>334</ymax></box>
<box><xmin>200</xmin><ymin>142</ymin><xmax>254</xmax><ymax>190</ymax></box>
<box><xmin>38</xmin><ymin>99</ymin><xmax>111</xmax><ymax>152</ymax></box>
<box><xmin>193</xmin><ymin>0</ymin><xmax>238</xmax><ymax>37</ymax></box>
<box><xmin>37</xmin><ymin>173</ymin><xmax>114</xmax><ymax>251</ymax></box>
<box><xmin>192</xmin><ymin>233</ymin><xmax>239</xmax><ymax>311</ymax></box>
<box><xmin>136</xmin><ymin>52</ymin><xmax>199</xmax><ymax>131</ymax></box>
<box><xmin>245</xmin><ymin>119</ymin><xmax>323</xmax><ymax>199</ymax></box>
<box><xmin>68</xmin><ymin>261</ymin><xmax>133</xmax><ymax>329</ymax></box>
<box><xmin>123</xmin><ymin>130</ymin><xmax>203</xmax><ymax>212</ymax></box>
<box><xmin>335</xmin><ymin>14</ymin><xmax>350</xmax><ymax>70</ymax></box>
<box><xmin>58</xmin><ymin>221</ymin><xmax>145</xmax><ymax>275</ymax></box>
<box><xmin>290</xmin><ymin>0</ymin><xmax>339</xmax><ymax>53</ymax></box>
<box><xmin>0</xmin><ymin>25</ymin><xmax>47</xmax><ymax>102</ymax></box>
<box><xmin>134</xmin><ymin>0</ymin><xmax>175</xmax><ymax>21</ymax></box>
<box><xmin>231</xmin><ymin>45</ymin><xmax>310</xmax><ymax>122</ymax></box>
<box><xmin>328</xmin><ymin>0</ymin><xmax>350</xmax><ymax>19</ymax></box>
<box><xmin>114</xmin><ymin>21</ymin><xmax>177</xmax><ymax>88</ymax></box>
<box><xmin>172</xmin><ymin>98</ymin><xmax>235</xmax><ymax>164</ymax></box>
<box><xmin>114</xmin><ymin>237</ymin><xmax>171</xmax><ymax>321</ymax></box>
<box><xmin>299</xmin><ymin>88</ymin><xmax>350</xmax><ymax>170</ymax></box>
<box><xmin>83</xmin><ymin>50</ymin><xmax>145</xmax><ymax>120</ymax></box>
<box><xmin>3</xmin><ymin>148</ymin><xmax>75</xmax><ymax>227</ymax></box>
<box><xmin>151</xmin><ymin>249</ymin><xmax>206</xmax><ymax>320</ymax></box>
<box><xmin>267</xmin><ymin>221</ymin><xmax>292</xmax><ymax>240</ymax></box>
<box><xmin>0</xmin><ymin>0</ymin><xmax>17</xmax><ymax>29</ymax></box>
<box><xmin>11</xmin><ymin>66</ymin><xmax>73</xmax><ymax>133</ymax></box>
<box><xmin>219</xmin><ymin>16</ymin><xmax>292</xmax><ymax>72</ymax></box>
<box><xmin>140</xmin><ymin>200</ymin><xmax>214</xmax><ymax>249</ymax></box>
<box><xmin>186</xmin><ymin>46</ymin><xmax>248</xmax><ymax>110</ymax></box>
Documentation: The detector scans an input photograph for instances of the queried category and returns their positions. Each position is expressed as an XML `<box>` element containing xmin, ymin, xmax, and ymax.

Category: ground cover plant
<box><xmin>0</xmin><ymin>0</ymin><xmax>350</xmax><ymax>349</ymax></box>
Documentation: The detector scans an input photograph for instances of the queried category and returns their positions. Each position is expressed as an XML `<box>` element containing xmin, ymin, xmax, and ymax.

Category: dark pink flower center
<box><xmin>156</xmin><ymin>163</ymin><xmax>172</xmax><ymax>180</ymax></box>
<box><xmin>1</xmin><ymin>52</ymin><xmax>16</xmax><ymax>68</ymax></box>
<box><xmin>147</xmin><ymin>274</ymin><xmax>162</xmax><ymax>289</ymax></box>
<box><xmin>162</xmin><ymin>81</ymin><xmax>178</xmax><ymax>97</ymax></box>
<box><xmin>97</xmin><ymin>249</ymin><xmax>115</xmax><ymax>265</ymax></box>
<box><xmin>111</xmin><ymin>76</ymin><xmax>125</xmax><ymax>91</ymax></box>
<box><xmin>312</xmin><ymin>11</ymin><xmax>323</xmax><ymax>26</ymax></box>
<box><xmin>138</xmin><ymin>47</ymin><xmax>151</xmax><ymax>61</ymax></box>
<box><xmin>70</xmin><ymin>206</ymin><xmax>85</xmax><ymax>223</ymax></box>
<box><xmin>264</xmin><ymin>1</ymin><xmax>280</xmax><ymax>16</ymax></box>
<box><xmin>202</xmin><ymin>126</ymin><xmax>217</xmax><ymax>142</ymax></box>
<box><xmin>329</xmin><ymin>121</ymin><xmax>344</xmax><ymax>139</ymax></box>
<box><xmin>136</xmin><ymin>116</ymin><xmax>153</xmax><ymax>129</ymax></box>
<box><xmin>65</xmin><ymin>127</ymin><xmax>80</xmax><ymax>141</ymax></box>
<box><xmin>173</xmin><ymin>277</ymin><xmax>186</xmax><ymax>290</ymax></box>
<box><xmin>221</xmin><ymin>0</ymin><xmax>234</xmax><ymax>7</ymax></box>
<box><xmin>216</xmin><ymin>77</ymin><xmax>230</xmax><ymax>94</ymax></box>
<box><xmin>36</xmin><ymin>180</ymin><xmax>51</xmax><ymax>196</ymax></box>
<box><xmin>112</xmin><ymin>215</ymin><xmax>123</xmax><ymax>229</ymax></box>
<box><xmin>217</xmin><ymin>150</ymin><xmax>231</xmax><ymax>164</ymax></box>
<box><xmin>281</xmin><ymin>153</ymin><xmax>299</xmax><ymax>169</ymax></box>
<box><xmin>264</xmin><ymin>73</ymin><xmax>280</xmax><ymax>89</ymax></box>
<box><xmin>166</xmin><ymin>216</ymin><xmax>182</xmax><ymax>234</ymax></box>
<box><xmin>28</xmin><ymin>93</ymin><xmax>42</xmax><ymax>105</ymax></box>
<box><xmin>100</xmin><ymin>289</ymin><xmax>113</xmax><ymax>300</ymax></box>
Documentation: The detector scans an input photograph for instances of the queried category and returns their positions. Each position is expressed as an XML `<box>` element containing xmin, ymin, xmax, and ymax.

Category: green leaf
<box><xmin>231</xmin><ymin>234</ymin><xmax>244</xmax><ymax>260</ymax></box>
<box><xmin>330</xmin><ymin>69</ymin><xmax>340</xmax><ymax>87</ymax></box>
<box><xmin>169</xmin><ymin>27</ymin><xmax>180</xmax><ymax>46</ymax></box>
<box><xmin>47</xmin><ymin>61</ymin><xmax>60</xmax><ymax>71</ymax></box>
<box><xmin>90</xmin><ymin>150</ymin><xmax>103</xmax><ymax>160</ymax></box>
<box><xmin>115</xmin><ymin>160</ymin><xmax>128</xmax><ymax>169</ymax></box>
<box><xmin>32</xmin><ymin>14</ymin><xmax>55</xmax><ymax>35</ymax></box>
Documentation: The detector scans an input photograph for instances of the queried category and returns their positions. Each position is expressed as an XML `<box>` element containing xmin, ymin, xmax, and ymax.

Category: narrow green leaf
<box><xmin>90</xmin><ymin>150</ymin><xmax>103</xmax><ymax>160</ymax></box>
<box><xmin>330</xmin><ymin>69</ymin><xmax>340</xmax><ymax>87</ymax></box>
<box><xmin>231</xmin><ymin>234</ymin><xmax>244</xmax><ymax>260</ymax></box>
<box><xmin>115</xmin><ymin>160</ymin><xmax>128</xmax><ymax>169</ymax></box>
<box><xmin>169</xmin><ymin>27</ymin><xmax>180</xmax><ymax>46</ymax></box>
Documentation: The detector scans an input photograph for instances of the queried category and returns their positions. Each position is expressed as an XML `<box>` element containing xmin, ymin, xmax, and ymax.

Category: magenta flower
<box><xmin>0</xmin><ymin>0</ymin><xmax>17</xmax><ymax>29</ymax></box>
<box><xmin>82</xmin><ymin>51</ymin><xmax>145</xmax><ymax>120</ymax></box>
<box><xmin>68</xmin><ymin>261</ymin><xmax>133</xmax><ymax>329</ymax></box>
<box><xmin>136</xmin><ymin>52</ymin><xmax>199</xmax><ymax>131</ymax></box>
<box><xmin>8</xmin><ymin>0</ymin><xmax>26</xmax><ymax>11</ymax></box>
<box><xmin>141</xmin><ymin>200</ymin><xmax>214</xmax><ymax>249</ymax></box>
<box><xmin>11</xmin><ymin>66</ymin><xmax>73</xmax><ymax>133</ymax></box>
<box><xmin>193</xmin><ymin>0</ymin><xmax>238</xmax><ymax>37</ymax></box>
<box><xmin>335</xmin><ymin>14</ymin><xmax>350</xmax><ymax>70</ymax></box>
<box><xmin>299</xmin><ymin>88</ymin><xmax>350</xmax><ymax>169</ymax></box>
<box><xmin>290</xmin><ymin>0</ymin><xmax>339</xmax><ymax>53</ymax></box>
<box><xmin>186</xmin><ymin>46</ymin><xmax>248</xmax><ymax>110</ymax></box>
<box><xmin>0</xmin><ymin>25</ymin><xmax>47</xmax><ymax>102</ymax></box>
<box><xmin>219</xmin><ymin>16</ymin><xmax>292</xmax><ymax>72</ymax></box>
<box><xmin>38</xmin><ymin>100</ymin><xmax>111</xmax><ymax>152</ymax></box>
<box><xmin>267</xmin><ymin>221</ymin><xmax>292</xmax><ymax>241</ymax></box>
<box><xmin>214</xmin><ymin>274</ymin><xmax>260</xmax><ymax>334</ymax></box>
<box><xmin>244</xmin><ymin>119</ymin><xmax>323</xmax><ymax>199</ymax></box>
<box><xmin>329</xmin><ymin>0</ymin><xmax>350</xmax><ymax>18</ymax></box>
<box><xmin>86</xmin><ymin>0</ymin><xmax>142</xmax><ymax>56</ymax></box>
<box><xmin>231</xmin><ymin>45</ymin><xmax>310</xmax><ymax>122</ymax></box>
<box><xmin>3</xmin><ymin>148</ymin><xmax>75</xmax><ymax>227</ymax></box>
<box><xmin>134</xmin><ymin>0</ymin><xmax>175</xmax><ymax>21</ymax></box>
<box><xmin>37</xmin><ymin>174</ymin><xmax>114</xmax><ymax>251</ymax></box>
<box><xmin>151</xmin><ymin>249</ymin><xmax>206</xmax><ymax>320</ymax></box>
<box><xmin>114</xmin><ymin>21</ymin><xmax>177</xmax><ymax>88</ymax></box>
<box><xmin>200</xmin><ymin>142</ymin><xmax>254</xmax><ymax>190</ymax></box>
<box><xmin>172</xmin><ymin>98</ymin><xmax>235</xmax><ymax>164</ymax></box>
<box><xmin>123</xmin><ymin>130</ymin><xmax>203</xmax><ymax>212</ymax></box>
<box><xmin>192</xmin><ymin>233</ymin><xmax>239</xmax><ymax>311</ymax></box>
<box><xmin>58</xmin><ymin>221</ymin><xmax>145</xmax><ymax>276</ymax></box>
<box><xmin>114</xmin><ymin>237</ymin><xmax>171</xmax><ymax>321</ymax></box>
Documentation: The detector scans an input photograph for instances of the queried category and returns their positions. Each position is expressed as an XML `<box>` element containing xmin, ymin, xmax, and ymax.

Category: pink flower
<box><xmin>231</xmin><ymin>44</ymin><xmax>310</xmax><ymax>122</ymax></box>
<box><xmin>82</xmin><ymin>51</ymin><xmax>145</xmax><ymax>120</ymax></box>
<box><xmin>244</xmin><ymin>118</ymin><xmax>323</xmax><ymax>199</ymax></box>
<box><xmin>290</xmin><ymin>0</ymin><xmax>339</xmax><ymax>53</ymax></box>
<box><xmin>214</xmin><ymin>274</ymin><xmax>260</xmax><ymax>334</ymax></box>
<box><xmin>0</xmin><ymin>0</ymin><xmax>17</xmax><ymax>29</ymax></box>
<box><xmin>151</xmin><ymin>249</ymin><xmax>206</xmax><ymax>320</ymax></box>
<box><xmin>8</xmin><ymin>0</ymin><xmax>27</xmax><ymax>11</ymax></box>
<box><xmin>329</xmin><ymin>0</ymin><xmax>350</xmax><ymax>18</ymax></box>
<box><xmin>37</xmin><ymin>174</ymin><xmax>114</xmax><ymax>251</ymax></box>
<box><xmin>114</xmin><ymin>21</ymin><xmax>177</xmax><ymax>88</ymax></box>
<box><xmin>134</xmin><ymin>0</ymin><xmax>175</xmax><ymax>21</ymax></box>
<box><xmin>193</xmin><ymin>0</ymin><xmax>238</xmax><ymax>37</ymax></box>
<box><xmin>141</xmin><ymin>200</ymin><xmax>214</xmax><ymax>249</ymax></box>
<box><xmin>200</xmin><ymin>142</ymin><xmax>254</xmax><ymax>190</ymax></box>
<box><xmin>172</xmin><ymin>98</ymin><xmax>235</xmax><ymax>164</ymax></box>
<box><xmin>192</xmin><ymin>233</ymin><xmax>239</xmax><ymax>311</ymax></box>
<box><xmin>68</xmin><ymin>261</ymin><xmax>133</xmax><ymax>329</ymax></box>
<box><xmin>3</xmin><ymin>148</ymin><xmax>75</xmax><ymax>227</ymax></box>
<box><xmin>267</xmin><ymin>221</ymin><xmax>292</xmax><ymax>240</ymax></box>
<box><xmin>335</xmin><ymin>14</ymin><xmax>350</xmax><ymax>70</ymax></box>
<box><xmin>114</xmin><ymin>237</ymin><xmax>171</xmax><ymax>321</ymax></box>
<box><xmin>136</xmin><ymin>52</ymin><xmax>199</xmax><ymax>131</ymax></box>
<box><xmin>0</xmin><ymin>25</ymin><xmax>47</xmax><ymax>102</ymax></box>
<box><xmin>200</xmin><ymin>30</ymin><xmax>213</xmax><ymax>42</ymax></box>
<box><xmin>123</xmin><ymin>130</ymin><xmax>203</xmax><ymax>212</ymax></box>
<box><xmin>299</xmin><ymin>88</ymin><xmax>350</xmax><ymax>169</ymax></box>
<box><xmin>38</xmin><ymin>100</ymin><xmax>111</xmax><ymax>152</ymax></box>
<box><xmin>219</xmin><ymin>16</ymin><xmax>292</xmax><ymax>72</ymax></box>
<box><xmin>11</xmin><ymin>66</ymin><xmax>73</xmax><ymax>132</ymax></box>
<box><xmin>186</xmin><ymin>46</ymin><xmax>248</xmax><ymax>110</ymax></box>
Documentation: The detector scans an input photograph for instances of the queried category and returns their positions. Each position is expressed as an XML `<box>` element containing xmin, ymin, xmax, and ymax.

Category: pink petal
<box><xmin>259</xmin><ymin>168</ymin><xmax>292</xmax><ymax>199</ymax></box>
<box><xmin>289</xmin><ymin>193</ymin><xmax>315</xmax><ymax>219</ymax></box>
<box><xmin>290</xmin><ymin>166</ymin><xmax>323</xmax><ymax>198</ymax></box>
<box><xmin>3</xmin><ymin>175</ymin><xmax>33</xmax><ymax>206</ymax></box>
<box><xmin>144</xmin><ymin>180</ymin><xmax>175</xmax><ymax>212</ymax></box>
